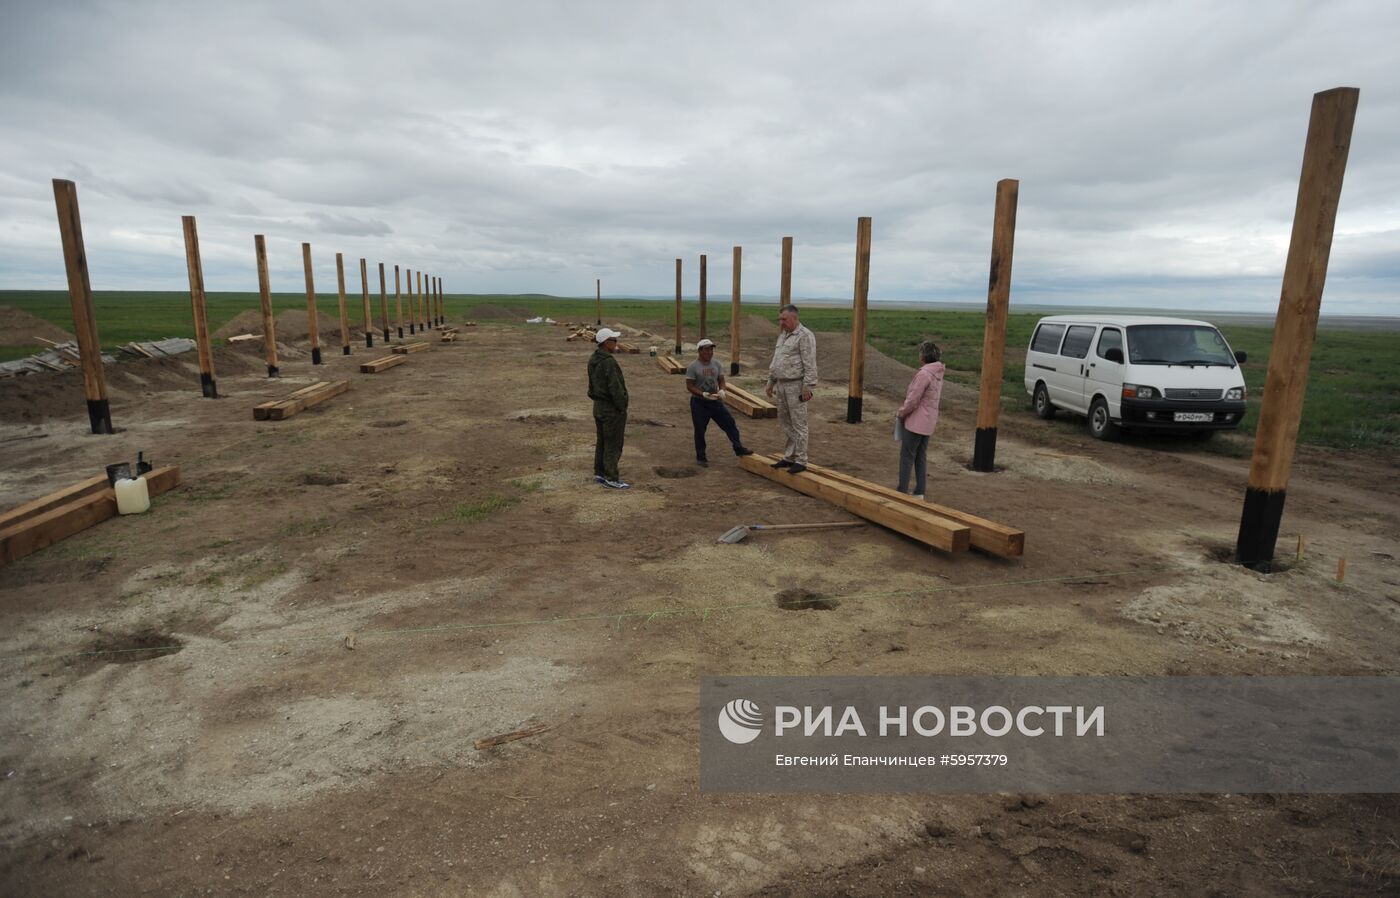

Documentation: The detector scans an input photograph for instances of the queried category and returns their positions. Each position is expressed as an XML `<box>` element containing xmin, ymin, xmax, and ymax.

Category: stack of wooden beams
<box><xmin>739</xmin><ymin>454</ymin><xmax>1024</xmax><ymax>557</ymax></box>
<box><xmin>656</xmin><ymin>355</ymin><xmax>686</xmax><ymax>374</ymax></box>
<box><xmin>360</xmin><ymin>355</ymin><xmax>406</xmax><ymax>373</ymax></box>
<box><xmin>723</xmin><ymin>385</ymin><xmax>777</xmax><ymax>419</ymax></box>
<box><xmin>392</xmin><ymin>342</ymin><xmax>431</xmax><ymax>354</ymax></box>
<box><xmin>0</xmin><ymin>466</ymin><xmax>182</xmax><ymax>564</ymax></box>
<box><xmin>565</xmin><ymin>326</ymin><xmax>597</xmax><ymax>343</ymax></box>
<box><xmin>253</xmin><ymin>380</ymin><xmax>350</xmax><ymax>420</ymax></box>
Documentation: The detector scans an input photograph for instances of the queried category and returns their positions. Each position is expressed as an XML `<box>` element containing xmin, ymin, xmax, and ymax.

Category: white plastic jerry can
<box><xmin>114</xmin><ymin>476</ymin><xmax>151</xmax><ymax>515</ymax></box>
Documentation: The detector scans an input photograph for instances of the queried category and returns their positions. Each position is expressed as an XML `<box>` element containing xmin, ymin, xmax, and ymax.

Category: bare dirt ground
<box><xmin>1</xmin><ymin>317</ymin><xmax>1398</xmax><ymax>897</ymax></box>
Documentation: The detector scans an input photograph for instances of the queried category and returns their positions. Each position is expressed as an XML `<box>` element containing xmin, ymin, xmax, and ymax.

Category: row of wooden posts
<box><xmin>656</xmin><ymin>204</ymin><xmax>1015</xmax><ymax>465</ymax></box>
<box><xmin>52</xmin><ymin>178</ymin><xmax>447</xmax><ymax>425</ymax></box>
<box><xmin>643</xmin><ymin>88</ymin><xmax>1358</xmax><ymax>573</ymax></box>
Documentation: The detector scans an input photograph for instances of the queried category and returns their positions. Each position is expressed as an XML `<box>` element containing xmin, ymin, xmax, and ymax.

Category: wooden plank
<box><xmin>656</xmin><ymin>355</ymin><xmax>685</xmax><ymax>374</ymax></box>
<box><xmin>265</xmin><ymin>381</ymin><xmax>349</xmax><ymax>420</ymax></box>
<box><xmin>0</xmin><ymin>475</ymin><xmax>108</xmax><ymax>531</ymax></box>
<box><xmin>0</xmin><ymin>466</ymin><xmax>180</xmax><ymax>565</ymax></box>
<box><xmin>254</xmin><ymin>381</ymin><xmax>331</xmax><ymax>420</ymax></box>
<box><xmin>360</xmin><ymin>355</ymin><xmax>407</xmax><ymax>373</ymax></box>
<box><xmin>392</xmin><ymin>342</ymin><xmax>431</xmax><ymax>354</ymax></box>
<box><xmin>739</xmin><ymin>455</ymin><xmax>970</xmax><ymax>553</ymax></box>
<box><xmin>796</xmin><ymin>461</ymin><xmax>1024</xmax><ymax>558</ymax></box>
<box><xmin>723</xmin><ymin>384</ymin><xmax>777</xmax><ymax>419</ymax></box>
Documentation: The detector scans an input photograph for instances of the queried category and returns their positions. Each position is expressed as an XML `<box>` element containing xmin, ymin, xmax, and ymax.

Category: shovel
<box><xmin>717</xmin><ymin>521</ymin><xmax>866</xmax><ymax>544</ymax></box>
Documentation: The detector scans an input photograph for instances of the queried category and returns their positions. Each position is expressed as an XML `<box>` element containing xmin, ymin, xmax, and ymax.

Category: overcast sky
<box><xmin>2</xmin><ymin>0</ymin><xmax>1396</xmax><ymax>315</ymax></box>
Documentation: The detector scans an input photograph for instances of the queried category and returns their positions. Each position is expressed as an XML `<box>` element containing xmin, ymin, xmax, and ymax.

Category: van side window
<box><xmin>1059</xmin><ymin>325</ymin><xmax>1095</xmax><ymax>359</ymax></box>
<box><xmin>1030</xmin><ymin>323</ymin><xmax>1065</xmax><ymax>354</ymax></box>
<box><xmin>1097</xmin><ymin>328</ymin><xmax>1123</xmax><ymax>360</ymax></box>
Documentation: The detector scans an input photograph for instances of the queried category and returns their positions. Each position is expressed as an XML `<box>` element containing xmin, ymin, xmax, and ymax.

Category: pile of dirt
<box><xmin>743</xmin><ymin>314</ymin><xmax>780</xmax><ymax>338</ymax></box>
<box><xmin>213</xmin><ymin>309</ymin><xmax>268</xmax><ymax>340</ymax></box>
<box><xmin>471</xmin><ymin>304</ymin><xmax>533</xmax><ymax>320</ymax></box>
<box><xmin>0</xmin><ymin>306</ymin><xmax>75</xmax><ymax>346</ymax></box>
<box><xmin>271</xmin><ymin>308</ymin><xmax>368</xmax><ymax>343</ymax></box>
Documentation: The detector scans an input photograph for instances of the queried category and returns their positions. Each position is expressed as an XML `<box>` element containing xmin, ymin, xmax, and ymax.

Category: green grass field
<box><xmin>3</xmin><ymin>290</ymin><xmax>1396</xmax><ymax>450</ymax></box>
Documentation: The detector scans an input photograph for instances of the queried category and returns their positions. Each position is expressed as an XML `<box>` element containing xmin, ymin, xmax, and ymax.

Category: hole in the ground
<box><xmin>370</xmin><ymin>419</ymin><xmax>407</xmax><ymax>428</ymax></box>
<box><xmin>653</xmin><ymin>466</ymin><xmax>698</xmax><ymax>479</ymax></box>
<box><xmin>775</xmin><ymin>588</ymin><xmax>840</xmax><ymax>611</ymax></box>
<box><xmin>1196</xmin><ymin>538</ymin><xmax>1295</xmax><ymax>573</ymax></box>
<box><xmin>79</xmin><ymin>629</ymin><xmax>184</xmax><ymax>665</ymax></box>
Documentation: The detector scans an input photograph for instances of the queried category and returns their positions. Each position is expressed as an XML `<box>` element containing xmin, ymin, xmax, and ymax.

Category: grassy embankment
<box><xmin>2</xmin><ymin>290</ymin><xmax>1395</xmax><ymax>450</ymax></box>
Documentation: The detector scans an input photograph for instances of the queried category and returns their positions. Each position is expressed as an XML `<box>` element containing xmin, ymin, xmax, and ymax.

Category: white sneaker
<box><xmin>594</xmin><ymin>475</ymin><xmax>605</xmax><ymax>483</ymax></box>
<box><xmin>914</xmin><ymin>494</ymin><xmax>925</xmax><ymax>500</ymax></box>
<box><xmin>602</xmin><ymin>479</ymin><xmax>631</xmax><ymax>490</ymax></box>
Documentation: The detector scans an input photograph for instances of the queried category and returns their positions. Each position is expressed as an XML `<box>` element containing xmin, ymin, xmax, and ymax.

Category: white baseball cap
<box><xmin>696</xmin><ymin>338</ymin><xmax>715</xmax><ymax>349</ymax></box>
<box><xmin>595</xmin><ymin>327</ymin><xmax>622</xmax><ymax>343</ymax></box>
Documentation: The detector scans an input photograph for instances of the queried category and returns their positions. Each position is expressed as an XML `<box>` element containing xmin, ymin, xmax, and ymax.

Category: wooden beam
<box><xmin>1237</xmin><ymin>87</ymin><xmax>1360</xmax><ymax>570</ymax></box>
<box><xmin>360</xmin><ymin>354</ymin><xmax>407</xmax><ymax>373</ymax></box>
<box><xmin>302</xmin><ymin>243</ymin><xmax>322</xmax><ymax>365</ymax></box>
<box><xmin>780</xmin><ymin>236</ymin><xmax>793</xmax><ymax>307</ymax></box>
<box><xmin>335</xmin><ymin>252</ymin><xmax>351</xmax><ymax>355</ymax></box>
<box><xmin>378</xmin><ymin>262</ymin><xmax>391</xmax><ymax>342</ymax></box>
<box><xmin>417</xmin><ymin>270</ymin><xmax>426</xmax><ymax>331</ymax></box>
<box><xmin>656</xmin><ymin>354</ymin><xmax>685</xmax><ymax>374</ymax></box>
<box><xmin>596</xmin><ymin>278</ymin><xmax>602</xmax><ymax>326</ymax></box>
<box><xmin>847</xmin><ymin>217</ymin><xmax>872</xmax><ymax>423</ymax></box>
<box><xmin>253</xmin><ymin>381</ymin><xmax>349</xmax><ymax>420</ymax></box>
<box><xmin>359</xmin><ymin>258</ymin><xmax>374</xmax><ymax>349</ymax></box>
<box><xmin>394</xmin><ymin>265</ymin><xmax>403</xmax><ymax>338</ymax></box>
<box><xmin>730</xmin><ymin>245</ymin><xmax>742</xmax><ymax>376</ymax></box>
<box><xmin>674</xmin><ymin>258</ymin><xmax>683</xmax><ymax>355</ymax></box>
<box><xmin>0</xmin><ymin>466</ymin><xmax>181</xmax><ymax>565</ymax></box>
<box><xmin>52</xmin><ymin>179</ymin><xmax>113</xmax><ymax>434</ymax></box>
<box><xmin>739</xmin><ymin>454</ymin><xmax>970</xmax><ymax>553</ymax></box>
<box><xmin>181</xmin><ymin>215</ymin><xmax>219</xmax><ymax>398</ymax></box>
<box><xmin>254</xmin><ymin>234</ymin><xmax>279</xmax><ymax>376</ymax></box>
<box><xmin>405</xmin><ymin>267</ymin><xmax>416</xmax><ymax>334</ymax></box>
<box><xmin>795</xmin><ymin>461</ymin><xmax>1024</xmax><ymax>558</ymax></box>
<box><xmin>973</xmin><ymin>179</ymin><xmax>1019</xmax><ymax>471</ymax></box>
<box><xmin>392</xmin><ymin>342</ymin><xmax>431</xmax><ymax>354</ymax></box>
<box><xmin>0</xmin><ymin>474</ymin><xmax>108</xmax><ymax>532</ymax></box>
<box><xmin>723</xmin><ymin>384</ymin><xmax>777</xmax><ymax>419</ymax></box>
<box><xmin>699</xmin><ymin>253</ymin><xmax>708</xmax><ymax>339</ymax></box>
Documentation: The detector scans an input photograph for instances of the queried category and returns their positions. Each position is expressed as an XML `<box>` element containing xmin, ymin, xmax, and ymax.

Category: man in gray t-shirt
<box><xmin>685</xmin><ymin>339</ymin><xmax>754</xmax><ymax>467</ymax></box>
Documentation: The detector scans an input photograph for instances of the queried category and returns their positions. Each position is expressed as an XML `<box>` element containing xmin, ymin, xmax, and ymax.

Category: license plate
<box><xmin>1174</xmin><ymin>412</ymin><xmax>1212</xmax><ymax>423</ymax></box>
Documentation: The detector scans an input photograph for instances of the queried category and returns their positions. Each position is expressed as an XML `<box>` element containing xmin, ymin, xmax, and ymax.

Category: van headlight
<box><xmin>1225</xmin><ymin>387</ymin><xmax>1245</xmax><ymax>400</ymax></box>
<box><xmin>1123</xmin><ymin>384</ymin><xmax>1157</xmax><ymax>399</ymax></box>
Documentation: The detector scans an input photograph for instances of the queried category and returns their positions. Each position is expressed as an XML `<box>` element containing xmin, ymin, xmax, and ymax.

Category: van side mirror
<box><xmin>1104</xmin><ymin>347</ymin><xmax>1124</xmax><ymax>363</ymax></box>
<box><xmin>1234</xmin><ymin>350</ymin><xmax>1247</xmax><ymax>364</ymax></box>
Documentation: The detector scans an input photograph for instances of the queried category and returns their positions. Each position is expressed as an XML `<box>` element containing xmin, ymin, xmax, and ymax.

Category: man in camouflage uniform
<box><xmin>588</xmin><ymin>328</ymin><xmax>630</xmax><ymax>489</ymax></box>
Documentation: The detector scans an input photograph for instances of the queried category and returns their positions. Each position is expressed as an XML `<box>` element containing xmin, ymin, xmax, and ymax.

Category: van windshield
<box><xmin>1125</xmin><ymin>325</ymin><xmax>1236</xmax><ymax>366</ymax></box>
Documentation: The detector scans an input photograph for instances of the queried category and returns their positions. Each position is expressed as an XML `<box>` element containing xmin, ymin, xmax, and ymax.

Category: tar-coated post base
<box><xmin>311</xmin><ymin>348</ymin><xmax>322</xmax><ymax>365</ymax></box>
<box><xmin>409</xmin><ymin>324</ymin><xmax>416</xmax><ymax>335</ymax></box>
<box><xmin>1236</xmin><ymin>487</ymin><xmax>1287</xmax><ymax>571</ymax></box>
<box><xmin>200</xmin><ymin>372</ymin><xmax>218</xmax><ymax>399</ymax></box>
<box><xmin>398</xmin><ymin>327</ymin><xmax>404</xmax><ymax>339</ymax></box>
<box><xmin>86</xmin><ymin>399</ymin><xmax>113</xmax><ymax>435</ymax></box>
<box><xmin>674</xmin><ymin>344</ymin><xmax>682</xmax><ymax>355</ymax></box>
<box><xmin>971</xmin><ymin>427</ymin><xmax>998</xmax><ymax>472</ymax></box>
<box><xmin>342</xmin><ymin>345</ymin><xmax>350</xmax><ymax>355</ymax></box>
<box><xmin>846</xmin><ymin>395</ymin><xmax>862</xmax><ymax>424</ymax></box>
<box><xmin>366</xmin><ymin>334</ymin><xmax>374</xmax><ymax>349</ymax></box>
<box><xmin>730</xmin><ymin>362</ymin><xmax>740</xmax><ymax>376</ymax></box>
<box><xmin>267</xmin><ymin>365</ymin><xmax>279</xmax><ymax>377</ymax></box>
<box><xmin>383</xmin><ymin>328</ymin><xmax>391</xmax><ymax>341</ymax></box>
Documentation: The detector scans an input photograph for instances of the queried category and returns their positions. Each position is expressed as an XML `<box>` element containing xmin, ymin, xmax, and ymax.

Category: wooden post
<box><xmin>436</xmin><ymin>276</ymin><xmax>443</xmax><ymax>326</ymax></box>
<box><xmin>730</xmin><ymin>245</ymin><xmax>742</xmax><ymax>376</ymax></box>
<box><xmin>674</xmin><ymin>258</ymin><xmax>683</xmax><ymax>354</ymax></box>
<box><xmin>417</xmin><ymin>270</ymin><xmax>425</xmax><ymax>331</ymax></box>
<box><xmin>51</xmin><ymin>179</ymin><xmax>113</xmax><ymax>434</ymax></box>
<box><xmin>335</xmin><ymin>253</ymin><xmax>351</xmax><ymax>355</ymax></box>
<box><xmin>972</xmin><ymin>179</ymin><xmax>1020</xmax><ymax>472</ymax></box>
<box><xmin>846</xmin><ymin>217</ymin><xmax>872</xmax><ymax>424</ymax></box>
<box><xmin>359</xmin><ymin>258</ymin><xmax>373</xmax><ymax>348</ymax></box>
<box><xmin>302</xmin><ymin>243</ymin><xmax>322</xmax><ymax>365</ymax></box>
<box><xmin>180</xmin><ymin>215</ymin><xmax>218</xmax><ymax>397</ymax></box>
<box><xmin>596</xmin><ymin>278</ymin><xmax>602</xmax><ymax>326</ymax></box>
<box><xmin>780</xmin><ymin>236</ymin><xmax>793</xmax><ymax>307</ymax></box>
<box><xmin>394</xmin><ymin>265</ymin><xmax>404</xmax><ymax>338</ymax></box>
<box><xmin>406</xmin><ymin>268</ymin><xmax>416</xmax><ymax>334</ymax></box>
<box><xmin>1336</xmin><ymin>558</ymin><xmax>1347</xmax><ymax>583</ymax></box>
<box><xmin>254</xmin><ymin>235</ymin><xmax>278</xmax><ymax>377</ymax></box>
<box><xmin>699</xmin><ymin>254</ymin><xmax>708</xmax><ymax>339</ymax></box>
<box><xmin>1236</xmin><ymin>87</ymin><xmax>1360</xmax><ymax>571</ymax></box>
<box><xmin>378</xmin><ymin>262</ymin><xmax>390</xmax><ymax>341</ymax></box>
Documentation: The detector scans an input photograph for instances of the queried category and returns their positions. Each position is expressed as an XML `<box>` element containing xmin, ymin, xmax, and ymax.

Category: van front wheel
<box><xmin>1033</xmin><ymin>383</ymin><xmax>1056</xmax><ymax>420</ymax></box>
<box><xmin>1089</xmin><ymin>398</ymin><xmax>1120</xmax><ymax>441</ymax></box>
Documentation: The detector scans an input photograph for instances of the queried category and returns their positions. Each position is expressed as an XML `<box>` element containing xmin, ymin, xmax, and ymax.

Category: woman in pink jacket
<box><xmin>895</xmin><ymin>341</ymin><xmax>945</xmax><ymax>499</ymax></box>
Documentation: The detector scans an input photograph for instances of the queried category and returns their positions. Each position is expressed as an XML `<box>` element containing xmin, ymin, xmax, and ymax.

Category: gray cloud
<box><xmin>0</xmin><ymin>0</ymin><xmax>1396</xmax><ymax>314</ymax></box>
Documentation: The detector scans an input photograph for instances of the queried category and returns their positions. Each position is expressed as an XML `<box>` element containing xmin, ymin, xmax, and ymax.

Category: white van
<box><xmin>1023</xmin><ymin>315</ymin><xmax>1248</xmax><ymax>440</ymax></box>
